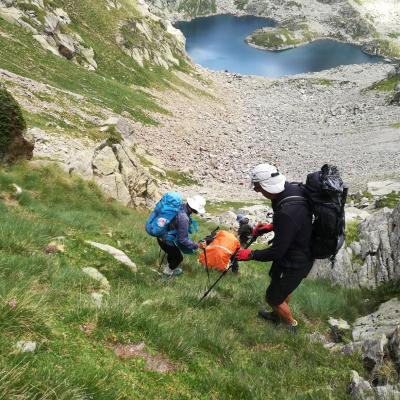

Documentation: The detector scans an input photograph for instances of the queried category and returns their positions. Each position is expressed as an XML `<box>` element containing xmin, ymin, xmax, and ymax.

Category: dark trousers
<box><xmin>157</xmin><ymin>238</ymin><xmax>183</xmax><ymax>270</ymax></box>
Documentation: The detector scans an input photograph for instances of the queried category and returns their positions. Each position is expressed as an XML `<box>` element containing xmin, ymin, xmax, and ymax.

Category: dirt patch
<box><xmin>80</xmin><ymin>322</ymin><xmax>96</xmax><ymax>336</ymax></box>
<box><xmin>111</xmin><ymin>342</ymin><xmax>176</xmax><ymax>373</ymax></box>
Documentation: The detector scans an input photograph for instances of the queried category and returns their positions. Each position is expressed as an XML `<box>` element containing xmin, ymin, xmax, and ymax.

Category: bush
<box><xmin>0</xmin><ymin>86</ymin><xmax>26</xmax><ymax>154</ymax></box>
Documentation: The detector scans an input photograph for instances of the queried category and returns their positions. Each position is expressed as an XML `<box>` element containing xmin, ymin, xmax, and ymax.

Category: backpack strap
<box><xmin>276</xmin><ymin>196</ymin><xmax>309</xmax><ymax>211</ymax></box>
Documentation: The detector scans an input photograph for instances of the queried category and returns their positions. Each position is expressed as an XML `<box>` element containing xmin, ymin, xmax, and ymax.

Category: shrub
<box><xmin>0</xmin><ymin>86</ymin><xmax>26</xmax><ymax>154</ymax></box>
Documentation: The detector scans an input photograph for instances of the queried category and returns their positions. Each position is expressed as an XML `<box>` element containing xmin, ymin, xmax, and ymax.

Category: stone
<box><xmin>90</xmin><ymin>292</ymin><xmax>104</xmax><ymax>308</ymax></box>
<box><xmin>345</xmin><ymin>206</ymin><xmax>371</xmax><ymax>223</ymax></box>
<box><xmin>367</xmin><ymin>181</ymin><xmax>400</xmax><ymax>196</ymax></box>
<box><xmin>56</xmin><ymin>33</ymin><xmax>76</xmax><ymax>59</ymax></box>
<box><xmin>310</xmin><ymin>205</ymin><xmax>400</xmax><ymax>288</ymax></box>
<box><xmin>328</xmin><ymin>317</ymin><xmax>351</xmax><ymax>342</ymax></box>
<box><xmin>82</xmin><ymin>267</ymin><xmax>111</xmax><ymax>292</ymax></box>
<box><xmin>15</xmin><ymin>341</ymin><xmax>37</xmax><ymax>353</ymax></box>
<box><xmin>44</xmin><ymin>13</ymin><xmax>59</xmax><ymax>34</ymax></box>
<box><xmin>390</xmin><ymin>326</ymin><xmax>400</xmax><ymax>366</ymax></box>
<box><xmin>348</xmin><ymin>370</ymin><xmax>374</xmax><ymax>400</ymax></box>
<box><xmin>219</xmin><ymin>210</ymin><xmax>237</xmax><ymax>227</ymax></box>
<box><xmin>353</xmin><ymin>298</ymin><xmax>400</xmax><ymax>343</ymax></box>
<box><xmin>33</xmin><ymin>34</ymin><xmax>60</xmax><ymax>56</ymax></box>
<box><xmin>44</xmin><ymin>241</ymin><xmax>64</xmax><ymax>254</ymax></box>
<box><xmin>85</xmin><ymin>241</ymin><xmax>137</xmax><ymax>272</ymax></box>
<box><xmin>53</xmin><ymin>8</ymin><xmax>70</xmax><ymax>24</ymax></box>
<box><xmin>361</xmin><ymin>333</ymin><xmax>388</xmax><ymax>371</ymax></box>
<box><xmin>12</xmin><ymin>183</ymin><xmax>22</xmax><ymax>195</ymax></box>
<box><xmin>92</xmin><ymin>146</ymin><xmax>119</xmax><ymax>176</ymax></box>
<box><xmin>375</xmin><ymin>385</ymin><xmax>400</xmax><ymax>400</ymax></box>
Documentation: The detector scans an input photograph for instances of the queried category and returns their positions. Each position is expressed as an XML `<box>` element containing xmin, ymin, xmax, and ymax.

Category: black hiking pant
<box><xmin>157</xmin><ymin>238</ymin><xmax>183</xmax><ymax>270</ymax></box>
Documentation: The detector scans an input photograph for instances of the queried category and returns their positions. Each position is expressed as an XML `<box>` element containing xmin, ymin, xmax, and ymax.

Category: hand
<box><xmin>198</xmin><ymin>241</ymin><xmax>207</xmax><ymax>250</ymax></box>
<box><xmin>252</xmin><ymin>223</ymin><xmax>273</xmax><ymax>237</ymax></box>
<box><xmin>236</xmin><ymin>249</ymin><xmax>253</xmax><ymax>261</ymax></box>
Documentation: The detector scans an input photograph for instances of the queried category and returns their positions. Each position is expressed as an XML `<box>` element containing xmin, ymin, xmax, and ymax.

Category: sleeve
<box><xmin>176</xmin><ymin>213</ymin><xmax>199</xmax><ymax>250</ymax></box>
<box><xmin>252</xmin><ymin>212</ymin><xmax>298</xmax><ymax>262</ymax></box>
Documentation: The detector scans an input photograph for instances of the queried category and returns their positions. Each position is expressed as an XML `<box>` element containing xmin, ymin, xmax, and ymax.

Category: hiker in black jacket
<box><xmin>236</xmin><ymin>163</ymin><xmax>314</xmax><ymax>333</ymax></box>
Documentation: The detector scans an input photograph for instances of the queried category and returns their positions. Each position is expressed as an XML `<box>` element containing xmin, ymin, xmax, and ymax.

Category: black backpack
<box><xmin>278</xmin><ymin>165</ymin><xmax>348</xmax><ymax>262</ymax></box>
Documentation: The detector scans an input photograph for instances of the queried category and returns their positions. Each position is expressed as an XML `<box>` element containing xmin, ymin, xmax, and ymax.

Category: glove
<box><xmin>252</xmin><ymin>223</ymin><xmax>273</xmax><ymax>237</ymax></box>
<box><xmin>236</xmin><ymin>249</ymin><xmax>253</xmax><ymax>261</ymax></box>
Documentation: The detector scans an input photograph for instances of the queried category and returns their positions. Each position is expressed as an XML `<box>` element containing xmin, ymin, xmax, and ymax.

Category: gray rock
<box><xmin>389</xmin><ymin>326</ymin><xmax>400</xmax><ymax>366</ymax></box>
<box><xmin>82</xmin><ymin>267</ymin><xmax>111</xmax><ymax>292</ymax></box>
<box><xmin>219</xmin><ymin>210</ymin><xmax>237</xmax><ymax>226</ymax></box>
<box><xmin>15</xmin><ymin>340</ymin><xmax>37</xmax><ymax>353</ymax></box>
<box><xmin>348</xmin><ymin>370</ymin><xmax>374</xmax><ymax>400</ymax></box>
<box><xmin>85</xmin><ymin>241</ymin><xmax>137</xmax><ymax>272</ymax></box>
<box><xmin>90</xmin><ymin>292</ymin><xmax>104</xmax><ymax>308</ymax></box>
<box><xmin>374</xmin><ymin>385</ymin><xmax>400</xmax><ymax>400</ymax></box>
<box><xmin>44</xmin><ymin>13</ymin><xmax>59</xmax><ymax>34</ymax></box>
<box><xmin>353</xmin><ymin>298</ymin><xmax>400</xmax><ymax>342</ymax></box>
<box><xmin>361</xmin><ymin>333</ymin><xmax>388</xmax><ymax>371</ymax></box>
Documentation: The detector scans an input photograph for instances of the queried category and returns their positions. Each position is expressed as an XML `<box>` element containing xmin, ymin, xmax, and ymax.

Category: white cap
<box><xmin>187</xmin><ymin>195</ymin><xmax>206</xmax><ymax>214</ymax></box>
<box><xmin>250</xmin><ymin>163</ymin><xmax>286</xmax><ymax>194</ymax></box>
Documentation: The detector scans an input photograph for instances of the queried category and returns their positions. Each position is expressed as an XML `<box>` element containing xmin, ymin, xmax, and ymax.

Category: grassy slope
<box><xmin>0</xmin><ymin>0</ymin><xmax>192</xmax><ymax>125</ymax></box>
<box><xmin>0</xmin><ymin>162</ymin><xmax>384</xmax><ymax>400</ymax></box>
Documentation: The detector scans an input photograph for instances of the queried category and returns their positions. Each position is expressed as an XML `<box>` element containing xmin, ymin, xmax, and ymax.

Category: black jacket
<box><xmin>252</xmin><ymin>182</ymin><xmax>313</xmax><ymax>269</ymax></box>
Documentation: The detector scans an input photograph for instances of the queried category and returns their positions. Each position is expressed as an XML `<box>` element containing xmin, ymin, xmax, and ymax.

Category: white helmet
<box><xmin>187</xmin><ymin>195</ymin><xmax>206</xmax><ymax>214</ymax></box>
<box><xmin>250</xmin><ymin>163</ymin><xmax>286</xmax><ymax>194</ymax></box>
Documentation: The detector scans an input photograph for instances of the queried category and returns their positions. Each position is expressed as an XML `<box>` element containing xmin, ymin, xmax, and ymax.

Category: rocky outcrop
<box><xmin>29</xmin><ymin>120</ymin><xmax>158</xmax><ymax>208</ymax></box>
<box><xmin>0</xmin><ymin>85</ymin><xmax>34</xmax><ymax>162</ymax></box>
<box><xmin>310</xmin><ymin>203</ymin><xmax>400</xmax><ymax>288</ymax></box>
<box><xmin>0</xmin><ymin>2</ymin><xmax>97</xmax><ymax>70</ymax></box>
<box><xmin>348</xmin><ymin>299</ymin><xmax>400</xmax><ymax>400</ymax></box>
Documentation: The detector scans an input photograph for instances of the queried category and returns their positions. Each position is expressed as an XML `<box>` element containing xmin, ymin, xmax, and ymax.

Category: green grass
<box><xmin>0</xmin><ymin>162</ymin><xmax>373</xmax><ymax>399</ymax></box>
<box><xmin>375</xmin><ymin>191</ymin><xmax>400</xmax><ymax>209</ymax></box>
<box><xmin>391</xmin><ymin>123</ymin><xmax>400</xmax><ymax>128</ymax></box>
<box><xmin>249</xmin><ymin>26</ymin><xmax>317</xmax><ymax>50</ymax></box>
<box><xmin>177</xmin><ymin>0</ymin><xmax>217</xmax><ymax>17</ymax></box>
<box><xmin>0</xmin><ymin>0</ymin><xmax>195</xmax><ymax>125</ymax></box>
<box><xmin>345</xmin><ymin>221</ymin><xmax>360</xmax><ymax>246</ymax></box>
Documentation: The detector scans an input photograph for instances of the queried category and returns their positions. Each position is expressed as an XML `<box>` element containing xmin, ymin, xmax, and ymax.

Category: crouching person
<box><xmin>236</xmin><ymin>164</ymin><xmax>314</xmax><ymax>334</ymax></box>
<box><xmin>157</xmin><ymin>195</ymin><xmax>206</xmax><ymax>279</ymax></box>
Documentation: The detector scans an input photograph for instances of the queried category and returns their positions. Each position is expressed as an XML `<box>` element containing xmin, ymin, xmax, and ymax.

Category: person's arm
<box><xmin>176</xmin><ymin>213</ymin><xmax>199</xmax><ymax>250</ymax></box>
<box><xmin>252</xmin><ymin>212</ymin><xmax>298</xmax><ymax>262</ymax></box>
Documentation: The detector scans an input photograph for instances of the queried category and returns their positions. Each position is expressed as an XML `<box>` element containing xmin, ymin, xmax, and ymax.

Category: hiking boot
<box><xmin>162</xmin><ymin>266</ymin><xmax>183</xmax><ymax>279</ymax></box>
<box><xmin>258</xmin><ymin>310</ymin><xmax>280</xmax><ymax>324</ymax></box>
<box><xmin>286</xmin><ymin>320</ymin><xmax>298</xmax><ymax>335</ymax></box>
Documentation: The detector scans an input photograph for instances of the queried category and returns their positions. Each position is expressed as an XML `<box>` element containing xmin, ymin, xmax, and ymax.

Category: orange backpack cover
<box><xmin>198</xmin><ymin>230</ymin><xmax>241</xmax><ymax>271</ymax></box>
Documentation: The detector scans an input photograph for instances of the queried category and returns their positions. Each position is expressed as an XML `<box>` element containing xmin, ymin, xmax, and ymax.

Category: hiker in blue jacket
<box><xmin>158</xmin><ymin>195</ymin><xmax>206</xmax><ymax>278</ymax></box>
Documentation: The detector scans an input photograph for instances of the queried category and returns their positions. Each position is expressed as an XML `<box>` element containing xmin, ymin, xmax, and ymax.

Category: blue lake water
<box><xmin>175</xmin><ymin>14</ymin><xmax>384</xmax><ymax>77</ymax></box>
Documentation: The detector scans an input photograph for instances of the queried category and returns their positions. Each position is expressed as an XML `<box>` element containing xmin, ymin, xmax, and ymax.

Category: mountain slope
<box><xmin>0</xmin><ymin>162</ymin><xmax>375</xmax><ymax>399</ymax></box>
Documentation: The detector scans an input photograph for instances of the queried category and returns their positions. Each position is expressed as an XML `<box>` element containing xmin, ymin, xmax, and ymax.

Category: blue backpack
<box><xmin>145</xmin><ymin>192</ymin><xmax>183</xmax><ymax>238</ymax></box>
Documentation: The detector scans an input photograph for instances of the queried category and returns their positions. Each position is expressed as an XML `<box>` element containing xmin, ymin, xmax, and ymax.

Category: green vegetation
<box><xmin>346</xmin><ymin>220</ymin><xmax>360</xmax><ymax>246</ymax></box>
<box><xmin>391</xmin><ymin>122</ymin><xmax>400</xmax><ymax>128</ymax></box>
<box><xmin>234</xmin><ymin>0</ymin><xmax>248</xmax><ymax>11</ymax></box>
<box><xmin>0</xmin><ymin>162</ymin><xmax>372</xmax><ymax>399</ymax></box>
<box><xmin>388</xmin><ymin>32</ymin><xmax>400</xmax><ymax>39</ymax></box>
<box><xmin>0</xmin><ymin>0</ymin><xmax>194</xmax><ymax>126</ymax></box>
<box><xmin>206</xmin><ymin>199</ymin><xmax>271</xmax><ymax>215</ymax></box>
<box><xmin>177</xmin><ymin>0</ymin><xmax>216</xmax><ymax>17</ymax></box>
<box><xmin>249</xmin><ymin>26</ymin><xmax>316</xmax><ymax>50</ymax></box>
<box><xmin>375</xmin><ymin>191</ymin><xmax>400</xmax><ymax>209</ymax></box>
<box><xmin>368</xmin><ymin>73</ymin><xmax>400</xmax><ymax>92</ymax></box>
<box><xmin>0</xmin><ymin>86</ymin><xmax>26</xmax><ymax>153</ymax></box>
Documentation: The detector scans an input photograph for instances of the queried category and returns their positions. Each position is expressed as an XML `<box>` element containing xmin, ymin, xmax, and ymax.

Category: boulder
<box><xmin>85</xmin><ymin>240</ymin><xmax>137</xmax><ymax>272</ymax></box>
<box><xmin>15</xmin><ymin>341</ymin><xmax>37</xmax><ymax>353</ymax></box>
<box><xmin>219</xmin><ymin>210</ymin><xmax>237</xmax><ymax>227</ymax></box>
<box><xmin>345</xmin><ymin>206</ymin><xmax>371</xmax><ymax>223</ymax></box>
<box><xmin>361</xmin><ymin>334</ymin><xmax>388</xmax><ymax>371</ymax></box>
<box><xmin>82</xmin><ymin>267</ymin><xmax>111</xmax><ymax>292</ymax></box>
<box><xmin>352</xmin><ymin>298</ymin><xmax>400</xmax><ymax>343</ymax></box>
<box><xmin>310</xmin><ymin>205</ymin><xmax>400</xmax><ymax>288</ymax></box>
<box><xmin>390</xmin><ymin>326</ymin><xmax>400</xmax><ymax>366</ymax></box>
<box><xmin>348</xmin><ymin>370</ymin><xmax>375</xmax><ymax>400</ymax></box>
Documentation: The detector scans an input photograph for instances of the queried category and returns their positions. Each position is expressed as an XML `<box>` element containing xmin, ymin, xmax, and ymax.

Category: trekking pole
<box><xmin>196</xmin><ymin>235</ymin><xmax>257</xmax><ymax>305</ymax></box>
